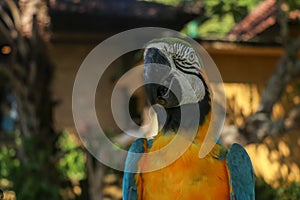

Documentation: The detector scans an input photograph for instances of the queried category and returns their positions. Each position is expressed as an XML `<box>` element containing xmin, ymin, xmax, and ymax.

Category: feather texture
<box><xmin>226</xmin><ymin>143</ymin><xmax>255</xmax><ymax>200</ymax></box>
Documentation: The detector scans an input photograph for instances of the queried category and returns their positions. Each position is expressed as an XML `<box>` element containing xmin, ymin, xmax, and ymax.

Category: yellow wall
<box><xmin>246</xmin><ymin>131</ymin><xmax>300</xmax><ymax>186</ymax></box>
<box><xmin>223</xmin><ymin>81</ymin><xmax>300</xmax><ymax>186</ymax></box>
<box><xmin>50</xmin><ymin>42</ymin><xmax>122</xmax><ymax>132</ymax></box>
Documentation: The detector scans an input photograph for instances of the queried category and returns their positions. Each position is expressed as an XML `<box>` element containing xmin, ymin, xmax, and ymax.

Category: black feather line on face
<box><xmin>173</xmin><ymin>64</ymin><xmax>209</xmax><ymax>93</ymax></box>
<box><xmin>174</xmin><ymin>60</ymin><xmax>200</xmax><ymax>72</ymax></box>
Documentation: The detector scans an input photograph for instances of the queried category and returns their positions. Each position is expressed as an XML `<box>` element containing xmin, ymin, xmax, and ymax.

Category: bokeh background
<box><xmin>0</xmin><ymin>0</ymin><xmax>300</xmax><ymax>199</ymax></box>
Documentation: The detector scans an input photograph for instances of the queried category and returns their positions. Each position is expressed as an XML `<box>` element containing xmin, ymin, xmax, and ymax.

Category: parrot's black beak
<box><xmin>144</xmin><ymin>48</ymin><xmax>180</xmax><ymax>108</ymax></box>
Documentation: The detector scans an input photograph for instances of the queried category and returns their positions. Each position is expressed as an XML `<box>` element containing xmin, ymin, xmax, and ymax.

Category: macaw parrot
<box><xmin>122</xmin><ymin>38</ymin><xmax>255</xmax><ymax>200</ymax></box>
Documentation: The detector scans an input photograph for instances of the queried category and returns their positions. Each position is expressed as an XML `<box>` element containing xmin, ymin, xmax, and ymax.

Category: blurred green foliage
<box><xmin>276</xmin><ymin>182</ymin><xmax>300</xmax><ymax>200</ymax></box>
<box><xmin>0</xmin><ymin>131</ymin><xmax>86</xmax><ymax>199</ymax></box>
<box><xmin>255</xmin><ymin>178</ymin><xmax>300</xmax><ymax>200</ymax></box>
<box><xmin>145</xmin><ymin>0</ymin><xmax>261</xmax><ymax>37</ymax></box>
<box><xmin>0</xmin><ymin>147</ymin><xmax>19</xmax><ymax>179</ymax></box>
<box><xmin>255</xmin><ymin>178</ymin><xmax>277</xmax><ymax>199</ymax></box>
<box><xmin>57</xmin><ymin>131</ymin><xmax>86</xmax><ymax>181</ymax></box>
<box><xmin>196</xmin><ymin>13</ymin><xmax>235</xmax><ymax>37</ymax></box>
<box><xmin>285</xmin><ymin>0</ymin><xmax>300</xmax><ymax>11</ymax></box>
<box><xmin>190</xmin><ymin>0</ymin><xmax>261</xmax><ymax>37</ymax></box>
<box><xmin>0</xmin><ymin>136</ymin><xmax>60</xmax><ymax>199</ymax></box>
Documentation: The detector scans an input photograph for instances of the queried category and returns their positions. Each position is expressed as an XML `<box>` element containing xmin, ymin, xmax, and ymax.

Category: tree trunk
<box><xmin>0</xmin><ymin>0</ymin><xmax>61</xmax><ymax>198</ymax></box>
<box><xmin>87</xmin><ymin>153</ymin><xmax>106</xmax><ymax>200</ymax></box>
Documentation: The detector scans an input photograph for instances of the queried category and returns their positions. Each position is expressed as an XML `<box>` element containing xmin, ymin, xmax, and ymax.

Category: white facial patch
<box><xmin>171</xmin><ymin>68</ymin><xmax>206</xmax><ymax>105</ymax></box>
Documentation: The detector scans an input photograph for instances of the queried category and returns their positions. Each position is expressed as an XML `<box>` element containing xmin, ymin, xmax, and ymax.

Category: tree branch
<box><xmin>0</xmin><ymin>7</ymin><xmax>15</xmax><ymax>44</ymax></box>
<box><xmin>276</xmin><ymin>0</ymin><xmax>289</xmax><ymax>46</ymax></box>
<box><xmin>239</xmin><ymin>2</ymin><xmax>300</xmax><ymax>143</ymax></box>
<box><xmin>283</xmin><ymin>106</ymin><xmax>300</xmax><ymax>132</ymax></box>
<box><xmin>5</xmin><ymin>0</ymin><xmax>21</xmax><ymax>30</ymax></box>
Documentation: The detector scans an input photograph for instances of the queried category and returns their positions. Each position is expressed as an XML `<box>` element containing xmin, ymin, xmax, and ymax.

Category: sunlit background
<box><xmin>0</xmin><ymin>0</ymin><xmax>300</xmax><ymax>199</ymax></box>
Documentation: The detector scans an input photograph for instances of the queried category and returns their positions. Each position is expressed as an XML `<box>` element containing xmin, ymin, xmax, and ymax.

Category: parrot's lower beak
<box><xmin>144</xmin><ymin>48</ymin><xmax>180</xmax><ymax>108</ymax></box>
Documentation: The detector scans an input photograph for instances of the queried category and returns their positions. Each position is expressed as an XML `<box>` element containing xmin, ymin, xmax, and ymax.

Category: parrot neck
<box><xmin>159</xmin><ymin>93</ymin><xmax>211</xmax><ymax>133</ymax></box>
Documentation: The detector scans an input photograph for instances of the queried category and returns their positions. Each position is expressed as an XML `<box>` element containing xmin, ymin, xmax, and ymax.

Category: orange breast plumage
<box><xmin>135</xmin><ymin>128</ymin><xmax>230</xmax><ymax>200</ymax></box>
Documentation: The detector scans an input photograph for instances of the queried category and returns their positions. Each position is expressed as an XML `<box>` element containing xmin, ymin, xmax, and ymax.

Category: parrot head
<box><xmin>143</xmin><ymin>37</ymin><xmax>211</xmax><ymax>130</ymax></box>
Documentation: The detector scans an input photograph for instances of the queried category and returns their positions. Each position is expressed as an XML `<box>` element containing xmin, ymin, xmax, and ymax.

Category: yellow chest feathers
<box><xmin>136</xmin><ymin>132</ymin><xmax>230</xmax><ymax>200</ymax></box>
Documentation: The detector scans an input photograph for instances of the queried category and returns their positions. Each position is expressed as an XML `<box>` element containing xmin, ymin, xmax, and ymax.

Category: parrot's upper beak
<box><xmin>144</xmin><ymin>48</ymin><xmax>180</xmax><ymax>108</ymax></box>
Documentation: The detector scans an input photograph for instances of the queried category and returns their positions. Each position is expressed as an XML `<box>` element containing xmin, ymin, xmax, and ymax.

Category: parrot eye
<box><xmin>188</xmin><ymin>52</ymin><xmax>195</xmax><ymax>62</ymax></box>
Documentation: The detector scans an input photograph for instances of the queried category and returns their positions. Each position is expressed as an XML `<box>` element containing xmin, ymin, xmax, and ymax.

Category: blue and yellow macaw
<box><xmin>122</xmin><ymin>38</ymin><xmax>255</xmax><ymax>200</ymax></box>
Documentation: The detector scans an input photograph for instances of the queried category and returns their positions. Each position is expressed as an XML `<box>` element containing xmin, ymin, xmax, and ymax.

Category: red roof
<box><xmin>227</xmin><ymin>0</ymin><xmax>277</xmax><ymax>41</ymax></box>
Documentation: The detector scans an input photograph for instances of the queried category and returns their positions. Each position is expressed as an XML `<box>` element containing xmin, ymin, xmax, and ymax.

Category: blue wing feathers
<box><xmin>226</xmin><ymin>143</ymin><xmax>255</xmax><ymax>200</ymax></box>
<box><xmin>122</xmin><ymin>138</ymin><xmax>147</xmax><ymax>200</ymax></box>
